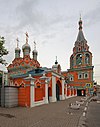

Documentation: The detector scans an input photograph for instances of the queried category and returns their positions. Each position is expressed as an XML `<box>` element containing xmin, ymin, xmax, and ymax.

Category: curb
<box><xmin>78</xmin><ymin>96</ymin><xmax>92</xmax><ymax>127</ymax></box>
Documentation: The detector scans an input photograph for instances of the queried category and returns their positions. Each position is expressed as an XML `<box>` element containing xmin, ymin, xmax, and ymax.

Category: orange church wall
<box><xmin>35</xmin><ymin>88</ymin><xmax>44</xmax><ymax>101</ymax></box>
<box><xmin>68</xmin><ymin>69</ymin><xmax>93</xmax><ymax>88</ymax></box>
<box><xmin>18</xmin><ymin>86</ymin><xmax>30</xmax><ymax>107</ymax></box>
<box><xmin>67</xmin><ymin>88</ymin><xmax>70</xmax><ymax>96</ymax></box>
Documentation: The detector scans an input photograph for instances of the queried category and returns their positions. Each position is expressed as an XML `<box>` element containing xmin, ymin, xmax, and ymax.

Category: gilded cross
<box><xmin>25</xmin><ymin>32</ymin><xmax>29</xmax><ymax>43</ymax></box>
<box><xmin>34</xmin><ymin>41</ymin><xmax>36</xmax><ymax>50</ymax></box>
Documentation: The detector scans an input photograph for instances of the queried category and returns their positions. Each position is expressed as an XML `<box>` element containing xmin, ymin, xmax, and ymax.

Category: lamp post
<box><xmin>40</xmin><ymin>73</ymin><xmax>51</xmax><ymax>104</ymax></box>
<box><xmin>24</xmin><ymin>74</ymin><xmax>36</xmax><ymax>107</ymax></box>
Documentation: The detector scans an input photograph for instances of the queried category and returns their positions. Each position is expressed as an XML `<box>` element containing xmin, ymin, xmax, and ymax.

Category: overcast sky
<box><xmin>0</xmin><ymin>0</ymin><xmax>100</xmax><ymax>84</ymax></box>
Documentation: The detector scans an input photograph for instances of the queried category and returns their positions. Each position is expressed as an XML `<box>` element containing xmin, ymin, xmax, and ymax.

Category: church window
<box><xmin>84</xmin><ymin>73</ymin><xmax>89</xmax><ymax>79</ymax></box>
<box><xmin>85</xmin><ymin>54</ymin><xmax>90</xmax><ymax>64</ymax></box>
<box><xmin>78</xmin><ymin>73</ymin><xmax>83</xmax><ymax>79</ymax></box>
<box><xmin>76</xmin><ymin>54</ymin><xmax>82</xmax><ymax>65</ymax></box>
<box><xmin>69</xmin><ymin>75</ymin><xmax>74</xmax><ymax>81</ymax></box>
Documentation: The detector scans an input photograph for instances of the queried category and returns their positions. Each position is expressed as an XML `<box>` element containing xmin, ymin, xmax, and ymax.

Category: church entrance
<box><xmin>56</xmin><ymin>84</ymin><xmax>60</xmax><ymax>101</ymax></box>
<box><xmin>77</xmin><ymin>89</ymin><xmax>86</xmax><ymax>96</ymax></box>
<box><xmin>48</xmin><ymin>87</ymin><xmax>51</xmax><ymax>102</ymax></box>
<box><xmin>56</xmin><ymin>80</ymin><xmax>62</xmax><ymax>101</ymax></box>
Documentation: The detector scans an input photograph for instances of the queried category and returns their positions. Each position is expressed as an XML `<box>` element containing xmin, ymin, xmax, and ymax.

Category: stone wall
<box><xmin>5</xmin><ymin>87</ymin><xmax>18</xmax><ymax>107</ymax></box>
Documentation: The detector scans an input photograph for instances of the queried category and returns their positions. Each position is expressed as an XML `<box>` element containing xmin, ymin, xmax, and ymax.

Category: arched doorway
<box><xmin>48</xmin><ymin>87</ymin><xmax>51</xmax><ymax>102</ymax></box>
<box><xmin>56</xmin><ymin>84</ymin><xmax>60</xmax><ymax>101</ymax></box>
<box><xmin>56</xmin><ymin>80</ymin><xmax>62</xmax><ymax>101</ymax></box>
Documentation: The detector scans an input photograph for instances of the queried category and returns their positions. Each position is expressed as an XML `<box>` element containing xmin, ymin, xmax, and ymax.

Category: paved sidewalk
<box><xmin>85</xmin><ymin>94</ymin><xmax>100</xmax><ymax>127</ymax></box>
<box><xmin>0</xmin><ymin>97</ymin><xmax>85</xmax><ymax>127</ymax></box>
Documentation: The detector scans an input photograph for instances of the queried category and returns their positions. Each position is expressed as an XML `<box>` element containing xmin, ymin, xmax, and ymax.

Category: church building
<box><xmin>6</xmin><ymin>32</ymin><xmax>77</xmax><ymax>108</ymax></box>
<box><xmin>4</xmin><ymin>17</ymin><xmax>93</xmax><ymax>108</ymax></box>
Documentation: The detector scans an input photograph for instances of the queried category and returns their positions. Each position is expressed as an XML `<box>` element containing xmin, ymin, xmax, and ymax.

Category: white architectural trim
<box><xmin>34</xmin><ymin>100</ymin><xmax>45</xmax><ymax>106</ymax></box>
<box><xmin>45</xmin><ymin>82</ymin><xmax>49</xmax><ymax>104</ymax></box>
<box><xmin>30</xmin><ymin>85</ymin><xmax>35</xmax><ymax>107</ymax></box>
<box><xmin>49</xmin><ymin>96</ymin><xmax>52</xmax><ymax>102</ymax></box>
<box><xmin>52</xmin><ymin>72</ymin><xmax>64</xmax><ymax>79</ymax></box>
<box><xmin>51</xmin><ymin>75</ymin><xmax>56</xmax><ymax>102</ymax></box>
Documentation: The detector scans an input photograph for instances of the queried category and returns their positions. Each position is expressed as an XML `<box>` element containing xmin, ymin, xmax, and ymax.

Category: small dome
<box><xmin>22</xmin><ymin>43</ymin><xmax>31</xmax><ymax>51</ymax></box>
<box><xmin>32</xmin><ymin>49</ymin><xmax>38</xmax><ymax>53</ymax></box>
<box><xmin>15</xmin><ymin>47</ymin><xmax>21</xmax><ymax>51</ymax></box>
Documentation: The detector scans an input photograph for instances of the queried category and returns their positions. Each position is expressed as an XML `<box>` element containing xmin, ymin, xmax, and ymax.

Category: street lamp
<box><xmin>40</xmin><ymin>73</ymin><xmax>51</xmax><ymax>104</ymax></box>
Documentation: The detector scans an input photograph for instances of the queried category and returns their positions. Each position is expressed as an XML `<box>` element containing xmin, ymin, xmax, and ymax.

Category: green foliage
<box><xmin>0</xmin><ymin>36</ymin><xmax>8</xmax><ymax>65</ymax></box>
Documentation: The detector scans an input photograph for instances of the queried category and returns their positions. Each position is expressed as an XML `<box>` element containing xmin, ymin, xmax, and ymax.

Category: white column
<box><xmin>65</xmin><ymin>84</ymin><xmax>68</xmax><ymax>99</ymax></box>
<box><xmin>45</xmin><ymin>81</ymin><xmax>48</xmax><ymax>104</ymax></box>
<box><xmin>52</xmin><ymin>76</ymin><xmax>56</xmax><ymax>102</ymax></box>
<box><xmin>61</xmin><ymin>79</ymin><xmax>65</xmax><ymax>100</ymax></box>
<box><xmin>30</xmin><ymin>80</ymin><xmax>35</xmax><ymax>107</ymax></box>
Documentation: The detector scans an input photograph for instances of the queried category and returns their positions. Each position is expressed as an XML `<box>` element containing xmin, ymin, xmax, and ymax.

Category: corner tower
<box><xmin>68</xmin><ymin>17</ymin><xmax>94</xmax><ymax>96</ymax></box>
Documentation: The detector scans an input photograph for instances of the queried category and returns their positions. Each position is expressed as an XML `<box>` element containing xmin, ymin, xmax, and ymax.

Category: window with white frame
<box><xmin>69</xmin><ymin>75</ymin><xmax>74</xmax><ymax>81</ymax></box>
<box><xmin>78</xmin><ymin>73</ymin><xmax>83</xmax><ymax>79</ymax></box>
<box><xmin>84</xmin><ymin>73</ymin><xmax>89</xmax><ymax>79</ymax></box>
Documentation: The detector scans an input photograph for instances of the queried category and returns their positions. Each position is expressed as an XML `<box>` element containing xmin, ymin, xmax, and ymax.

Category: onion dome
<box><xmin>15</xmin><ymin>38</ymin><xmax>21</xmax><ymax>58</ymax></box>
<box><xmin>22</xmin><ymin>43</ymin><xmax>31</xmax><ymax>51</ymax></box>
<box><xmin>32</xmin><ymin>41</ymin><xmax>38</xmax><ymax>60</ymax></box>
<box><xmin>22</xmin><ymin>32</ymin><xmax>31</xmax><ymax>57</ymax></box>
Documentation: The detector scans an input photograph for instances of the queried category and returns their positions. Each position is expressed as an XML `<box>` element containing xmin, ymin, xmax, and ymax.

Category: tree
<box><xmin>0</xmin><ymin>36</ymin><xmax>8</xmax><ymax>65</ymax></box>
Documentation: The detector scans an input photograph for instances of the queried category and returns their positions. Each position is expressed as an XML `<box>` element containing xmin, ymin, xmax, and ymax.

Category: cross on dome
<box><xmin>34</xmin><ymin>41</ymin><xmax>36</xmax><ymax>50</ymax></box>
<box><xmin>16</xmin><ymin>37</ymin><xmax>19</xmax><ymax>48</ymax></box>
<box><xmin>25</xmin><ymin>32</ymin><xmax>29</xmax><ymax>44</ymax></box>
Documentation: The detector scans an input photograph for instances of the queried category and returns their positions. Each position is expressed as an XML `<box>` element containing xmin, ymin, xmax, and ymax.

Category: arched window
<box><xmin>84</xmin><ymin>73</ymin><xmax>89</xmax><ymax>79</ymax></box>
<box><xmin>76</xmin><ymin>54</ymin><xmax>82</xmax><ymax>65</ymax></box>
<box><xmin>78</xmin><ymin>73</ymin><xmax>83</xmax><ymax>79</ymax></box>
<box><xmin>85</xmin><ymin>54</ymin><xmax>90</xmax><ymax>64</ymax></box>
<box><xmin>69</xmin><ymin>75</ymin><xmax>74</xmax><ymax>81</ymax></box>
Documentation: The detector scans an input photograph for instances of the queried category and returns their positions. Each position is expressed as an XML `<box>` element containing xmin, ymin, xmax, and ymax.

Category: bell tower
<box><xmin>70</xmin><ymin>17</ymin><xmax>92</xmax><ymax>69</ymax></box>
<box><xmin>68</xmin><ymin>17</ymin><xmax>94</xmax><ymax>96</ymax></box>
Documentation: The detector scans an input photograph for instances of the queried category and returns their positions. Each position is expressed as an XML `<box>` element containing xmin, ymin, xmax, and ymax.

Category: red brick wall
<box><xmin>18</xmin><ymin>86</ymin><xmax>30</xmax><ymax>107</ymax></box>
<box><xmin>35</xmin><ymin>88</ymin><xmax>44</xmax><ymax>101</ymax></box>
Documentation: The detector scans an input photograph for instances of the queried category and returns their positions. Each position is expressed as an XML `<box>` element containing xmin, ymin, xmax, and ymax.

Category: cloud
<box><xmin>15</xmin><ymin>0</ymin><xmax>75</xmax><ymax>34</ymax></box>
<box><xmin>84</xmin><ymin>2</ymin><xmax>100</xmax><ymax>26</ymax></box>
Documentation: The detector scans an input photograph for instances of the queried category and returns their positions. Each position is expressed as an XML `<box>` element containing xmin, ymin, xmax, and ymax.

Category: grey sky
<box><xmin>0</xmin><ymin>0</ymin><xmax>100</xmax><ymax>84</ymax></box>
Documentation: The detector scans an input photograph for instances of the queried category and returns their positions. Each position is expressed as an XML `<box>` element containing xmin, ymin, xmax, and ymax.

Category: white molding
<box><xmin>34</xmin><ymin>100</ymin><xmax>45</xmax><ymax>106</ymax></box>
<box><xmin>49</xmin><ymin>96</ymin><xmax>52</xmax><ymax>102</ymax></box>
<box><xmin>30</xmin><ymin>85</ymin><xmax>35</xmax><ymax>107</ymax></box>
<box><xmin>52</xmin><ymin>76</ymin><xmax>56</xmax><ymax>102</ymax></box>
<box><xmin>52</xmin><ymin>72</ymin><xmax>64</xmax><ymax>79</ymax></box>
